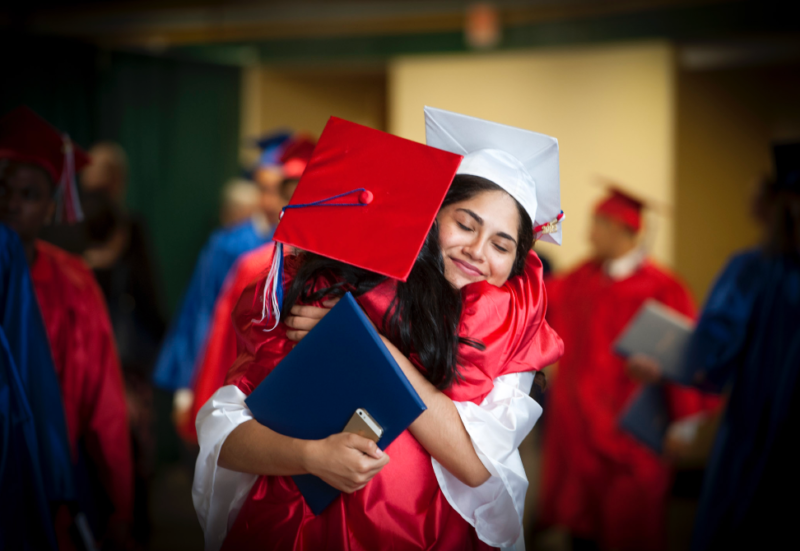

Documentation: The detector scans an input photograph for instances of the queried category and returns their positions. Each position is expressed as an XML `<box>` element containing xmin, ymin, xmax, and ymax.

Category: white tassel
<box><xmin>57</xmin><ymin>135</ymin><xmax>83</xmax><ymax>223</ymax></box>
<box><xmin>253</xmin><ymin>241</ymin><xmax>284</xmax><ymax>331</ymax></box>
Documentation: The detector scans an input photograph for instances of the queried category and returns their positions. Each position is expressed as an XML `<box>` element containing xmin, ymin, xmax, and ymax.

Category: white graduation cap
<box><xmin>424</xmin><ymin>106</ymin><xmax>563</xmax><ymax>245</ymax></box>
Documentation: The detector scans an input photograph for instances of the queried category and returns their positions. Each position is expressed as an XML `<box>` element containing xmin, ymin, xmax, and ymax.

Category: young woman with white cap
<box><xmin>193</xmin><ymin>110</ymin><xmax>564</xmax><ymax>551</ymax></box>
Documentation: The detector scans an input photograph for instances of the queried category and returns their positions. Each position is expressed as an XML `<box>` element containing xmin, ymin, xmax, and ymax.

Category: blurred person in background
<box><xmin>219</xmin><ymin>178</ymin><xmax>259</xmax><ymax>228</ymax></box>
<box><xmin>1</xmin><ymin>223</ymin><xmax>76</xmax><ymax>551</ymax></box>
<box><xmin>178</xmin><ymin>168</ymin><xmax>304</xmax><ymax>444</ymax></box>
<box><xmin>153</xmin><ymin>134</ymin><xmax>316</xmax><ymax>427</ymax></box>
<box><xmin>80</xmin><ymin>140</ymin><xmax>166</xmax><ymax>549</ymax></box>
<box><xmin>538</xmin><ymin>186</ymin><xmax>717</xmax><ymax>551</ymax></box>
<box><xmin>0</xmin><ymin>106</ymin><xmax>132</xmax><ymax>549</ymax></box>
<box><xmin>628</xmin><ymin>142</ymin><xmax>800</xmax><ymax>550</ymax></box>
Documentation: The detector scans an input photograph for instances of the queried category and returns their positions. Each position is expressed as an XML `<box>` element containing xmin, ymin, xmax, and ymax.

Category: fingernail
<box><xmin>375</xmin><ymin>447</ymin><xmax>384</xmax><ymax>457</ymax></box>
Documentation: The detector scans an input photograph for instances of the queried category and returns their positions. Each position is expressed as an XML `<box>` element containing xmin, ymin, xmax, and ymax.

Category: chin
<box><xmin>443</xmin><ymin>262</ymin><xmax>467</xmax><ymax>290</ymax></box>
<box><xmin>450</xmin><ymin>277</ymin><xmax>470</xmax><ymax>290</ymax></box>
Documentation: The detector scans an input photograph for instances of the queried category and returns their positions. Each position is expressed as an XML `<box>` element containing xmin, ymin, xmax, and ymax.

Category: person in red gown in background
<box><xmin>538</xmin><ymin>187</ymin><xmax>717</xmax><ymax>551</ymax></box>
<box><xmin>0</xmin><ymin>107</ymin><xmax>132</xmax><ymax>549</ymax></box>
<box><xmin>179</xmin><ymin>175</ymin><xmax>300</xmax><ymax>442</ymax></box>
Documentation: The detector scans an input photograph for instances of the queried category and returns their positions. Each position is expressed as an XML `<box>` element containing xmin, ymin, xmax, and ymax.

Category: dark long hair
<box><xmin>281</xmin><ymin>174</ymin><xmax>534</xmax><ymax>389</ymax></box>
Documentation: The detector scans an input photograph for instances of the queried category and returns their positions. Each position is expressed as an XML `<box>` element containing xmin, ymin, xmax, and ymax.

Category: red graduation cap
<box><xmin>0</xmin><ymin>106</ymin><xmax>90</xmax><ymax>222</ymax></box>
<box><xmin>595</xmin><ymin>186</ymin><xmax>648</xmax><ymax>232</ymax></box>
<box><xmin>256</xmin><ymin>116</ymin><xmax>463</xmax><ymax>330</ymax></box>
<box><xmin>280</xmin><ymin>134</ymin><xmax>317</xmax><ymax>180</ymax></box>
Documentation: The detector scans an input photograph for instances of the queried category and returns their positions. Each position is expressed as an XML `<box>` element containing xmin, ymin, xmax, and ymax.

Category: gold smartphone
<box><xmin>342</xmin><ymin>408</ymin><xmax>384</xmax><ymax>443</ymax></box>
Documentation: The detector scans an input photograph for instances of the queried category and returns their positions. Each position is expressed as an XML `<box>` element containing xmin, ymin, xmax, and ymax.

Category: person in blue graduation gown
<box><xmin>0</xmin><ymin>223</ymin><xmax>75</xmax><ymax>550</ymax></box>
<box><xmin>152</xmin><ymin>134</ymin><xmax>316</xmax><ymax>392</ymax></box>
<box><xmin>679</xmin><ymin>143</ymin><xmax>800</xmax><ymax>550</ymax></box>
<box><xmin>151</xmin><ymin>214</ymin><xmax>274</xmax><ymax>392</ymax></box>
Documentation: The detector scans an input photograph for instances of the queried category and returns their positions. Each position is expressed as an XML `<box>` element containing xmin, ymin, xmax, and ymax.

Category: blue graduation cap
<box><xmin>254</xmin><ymin>130</ymin><xmax>292</xmax><ymax>167</ymax></box>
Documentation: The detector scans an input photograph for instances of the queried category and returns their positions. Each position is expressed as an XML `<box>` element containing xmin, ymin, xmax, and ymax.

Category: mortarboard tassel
<box><xmin>253</xmin><ymin>187</ymin><xmax>373</xmax><ymax>331</ymax></box>
<box><xmin>55</xmin><ymin>135</ymin><xmax>84</xmax><ymax>224</ymax></box>
<box><xmin>253</xmin><ymin>240</ymin><xmax>286</xmax><ymax>332</ymax></box>
<box><xmin>534</xmin><ymin>210</ymin><xmax>564</xmax><ymax>236</ymax></box>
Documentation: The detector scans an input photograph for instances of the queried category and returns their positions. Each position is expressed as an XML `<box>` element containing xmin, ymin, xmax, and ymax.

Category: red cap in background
<box><xmin>0</xmin><ymin>106</ymin><xmax>90</xmax><ymax>222</ymax></box>
<box><xmin>280</xmin><ymin>135</ymin><xmax>317</xmax><ymax>180</ymax></box>
<box><xmin>0</xmin><ymin>106</ymin><xmax>90</xmax><ymax>183</ymax></box>
<box><xmin>594</xmin><ymin>187</ymin><xmax>646</xmax><ymax>232</ymax></box>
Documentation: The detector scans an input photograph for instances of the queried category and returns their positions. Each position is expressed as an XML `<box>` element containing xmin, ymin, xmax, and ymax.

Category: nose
<box><xmin>462</xmin><ymin>234</ymin><xmax>487</xmax><ymax>263</ymax></box>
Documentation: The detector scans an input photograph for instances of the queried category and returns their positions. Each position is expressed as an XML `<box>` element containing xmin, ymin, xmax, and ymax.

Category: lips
<box><xmin>451</xmin><ymin>257</ymin><xmax>484</xmax><ymax>277</ymax></box>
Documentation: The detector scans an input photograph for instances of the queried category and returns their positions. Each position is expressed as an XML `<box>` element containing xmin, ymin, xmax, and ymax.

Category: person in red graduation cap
<box><xmin>192</xmin><ymin>110</ymin><xmax>565</xmax><ymax>551</ymax></box>
<box><xmin>177</xmin><ymin>167</ymin><xmax>302</xmax><ymax>444</ymax></box>
<box><xmin>538</xmin><ymin>185</ymin><xmax>718</xmax><ymax>551</ymax></box>
<box><xmin>0</xmin><ymin>106</ymin><xmax>132</xmax><ymax>547</ymax></box>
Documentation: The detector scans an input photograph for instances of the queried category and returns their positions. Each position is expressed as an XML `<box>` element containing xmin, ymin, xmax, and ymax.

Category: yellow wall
<box><xmin>674</xmin><ymin>71</ymin><xmax>770</xmax><ymax>302</ymax></box>
<box><xmin>388</xmin><ymin>41</ymin><xmax>676</xmax><ymax>272</ymax></box>
<box><xmin>240</xmin><ymin>66</ymin><xmax>264</xmax><ymax>167</ymax></box>
<box><xmin>240</xmin><ymin>66</ymin><xmax>386</xmax><ymax>165</ymax></box>
<box><xmin>674</xmin><ymin>63</ymin><xmax>800</xmax><ymax>301</ymax></box>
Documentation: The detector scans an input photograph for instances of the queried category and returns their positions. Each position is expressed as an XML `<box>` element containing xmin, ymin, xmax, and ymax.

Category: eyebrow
<box><xmin>457</xmin><ymin>208</ymin><xmax>483</xmax><ymax>225</ymax></box>
<box><xmin>456</xmin><ymin>208</ymin><xmax>518</xmax><ymax>245</ymax></box>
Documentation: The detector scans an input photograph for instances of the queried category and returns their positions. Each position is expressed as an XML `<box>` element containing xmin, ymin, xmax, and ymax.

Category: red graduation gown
<box><xmin>31</xmin><ymin>241</ymin><xmax>133</xmax><ymax>523</ymax></box>
<box><xmin>539</xmin><ymin>259</ymin><xmax>716</xmax><ymax>551</ymax></box>
<box><xmin>180</xmin><ymin>243</ymin><xmax>275</xmax><ymax>443</ymax></box>
<box><xmin>220</xmin><ymin>251</ymin><xmax>563</xmax><ymax>551</ymax></box>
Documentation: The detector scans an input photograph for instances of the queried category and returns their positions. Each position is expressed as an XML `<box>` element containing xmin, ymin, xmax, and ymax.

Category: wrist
<box><xmin>298</xmin><ymin>438</ymin><xmax>319</xmax><ymax>476</ymax></box>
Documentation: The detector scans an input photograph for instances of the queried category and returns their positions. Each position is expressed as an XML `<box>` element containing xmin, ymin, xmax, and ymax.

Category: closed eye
<box><xmin>493</xmin><ymin>243</ymin><xmax>509</xmax><ymax>253</ymax></box>
<box><xmin>457</xmin><ymin>222</ymin><xmax>472</xmax><ymax>231</ymax></box>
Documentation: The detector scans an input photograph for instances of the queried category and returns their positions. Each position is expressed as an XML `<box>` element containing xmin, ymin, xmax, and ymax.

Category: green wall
<box><xmin>95</xmin><ymin>53</ymin><xmax>241</xmax><ymax>314</ymax></box>
<box><xmin>3</xmin><ymin>36</ymin><xmax>242</xmax><ymax>315</ymax></box>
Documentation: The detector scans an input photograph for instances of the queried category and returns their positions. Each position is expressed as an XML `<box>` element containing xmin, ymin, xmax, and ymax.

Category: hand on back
<box><xmin>285</xmin><ymin>299</ymin><xmax>338</xmax><ymax>342</ymax></box>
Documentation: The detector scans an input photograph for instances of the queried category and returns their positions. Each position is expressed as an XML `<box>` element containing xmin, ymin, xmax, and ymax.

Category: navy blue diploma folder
<box><xmin>618</xmin><ymin>384</ymin><xmax>669</xmax><ymax>454</ymax></box>
<box><xmin>244</xmin><ymin>292</ymin><xmax>427</xmax><ymax>515</ymax></box>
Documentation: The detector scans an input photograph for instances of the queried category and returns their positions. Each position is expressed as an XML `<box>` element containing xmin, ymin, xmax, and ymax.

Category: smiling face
<box><xmin>437</xmin><ymin>188</ymin><xmax>521</xmax><ymax>289</ymax></box>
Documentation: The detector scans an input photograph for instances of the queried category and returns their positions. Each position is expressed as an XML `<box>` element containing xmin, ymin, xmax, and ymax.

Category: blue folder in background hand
<box><xmin>618</xmin><ymin>384</ymin><xmax>669</xmax><ymax>455</ymax></box>
<box><xmin>245</xmin><ymin>292</ymin><xmax>427</xmax><ymax>515</ymax></box>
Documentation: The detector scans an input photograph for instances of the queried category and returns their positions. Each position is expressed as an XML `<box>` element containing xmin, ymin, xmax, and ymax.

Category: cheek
<box><xmin>486</xmin><ymin>253</ymin><xmax>515</xmax><ymax>286</ymax></box>
<box><xmin>437</xmin><ymin>223</ymin><xmax>463</xmax><ymax>251</ymax></box>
